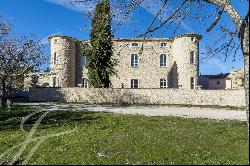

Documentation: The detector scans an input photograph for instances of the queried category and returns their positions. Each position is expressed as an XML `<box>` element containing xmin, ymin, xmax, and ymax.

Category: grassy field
<box><xmin>0</xmin><ymin>106</ymin><xmax>249</xmax><ymax>165</ymax></box>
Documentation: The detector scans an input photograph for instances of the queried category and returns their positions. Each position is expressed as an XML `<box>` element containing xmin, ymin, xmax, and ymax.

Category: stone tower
<box><xmin>48</xmin><ymin>35</ymin><xmax>77</xmax><ymax>87</ymax></box>
<box><xmin>172</xmin><ymin>34</ymin><xmax>202</xmax><ymax>89</ymax></box>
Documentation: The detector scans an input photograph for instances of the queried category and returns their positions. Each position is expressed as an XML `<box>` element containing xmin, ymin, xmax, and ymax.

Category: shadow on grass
<box><xmin>0</xmin><ymin>106</ymin><xmax>101</xmax><ymax>131</ymax></box>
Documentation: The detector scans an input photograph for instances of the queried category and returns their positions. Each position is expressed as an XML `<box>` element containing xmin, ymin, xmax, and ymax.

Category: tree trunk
<box><xmin>1</xmin><ymin>97</ymin><xmax>7</xmax><ymax>108</ymax></box>
<box><xmin>0</xmin><ymin>78</ymin><xmax>7</xmax><ymax>108</ymax></box>
<box><xmin>242</xmin><ymin>23</ymin><xmax>249</xmax><ymax>127</ymax></box>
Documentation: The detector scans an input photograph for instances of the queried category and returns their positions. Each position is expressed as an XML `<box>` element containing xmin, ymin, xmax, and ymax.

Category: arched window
<box><xmin>131</xmin><ymin>54</ymin><xmax>139</xmax><ymax>67</ymax></box>
<box><xmin>160</xmin><ymin>54</ymin><xmax>167</xmax><ymax>67</ymax></box>
<box><xmin>190</xmin><ymin>51</ymin><xmax>195</xmax><ymax>64</ymax></box>
<box><xmin>160</xmin><ymin>78</ymin><xmax>167</xmax><ymax>88</ymax></box>
<box><xmin>54</xmin><ymin>52</ymin><xmax>58</xmax><ymax>64</ymax></box>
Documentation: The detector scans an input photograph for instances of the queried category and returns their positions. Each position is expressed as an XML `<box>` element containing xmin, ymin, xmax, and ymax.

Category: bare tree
<box><xmin>0</xmin><ymin>18</ymin><xmax>46</xmax><ymax>107</ymax></box>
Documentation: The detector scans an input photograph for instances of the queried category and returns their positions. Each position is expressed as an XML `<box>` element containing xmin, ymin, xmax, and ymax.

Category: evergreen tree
<box><xmin>86</xmin><ymin>0</ymin><xmax>116</xmax><ymax>88</ymax></box>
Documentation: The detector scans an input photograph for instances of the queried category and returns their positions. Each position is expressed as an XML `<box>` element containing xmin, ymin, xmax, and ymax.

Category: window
<box><xmin>191</xmin><ymin>77</ymin><xmax>195</xmax><ymax>89</ymax></box>
<box><xmin>160</xmin><ymin>79</ymin><xmax>167</xmax><ymax>88</ymax></box>
<box><xmin>83</xmin><ymin>78</ymin><xmax>89</xmax><ymax>88</ymax></box>
<box><xmin>82</xmin><ymin>56</ymin><xmax>88</xmax><ymax>67</ymax></box>
<box><xmin>190</xmin><ymin>51</ymin><xmax>195</xmax><ymax>64</ymax></box>
<box><xmin>131</xmin><ymin>54</ymin><xmax>139</xmax><ymax>67</ymax></box>
<box><xmin>160</xmin><ymin>54</ymin><xmax>167</xmax><ymax>67</ymax></box>
<box><xmin>31</xmin><ymin>75</ymin><xmax>39</xmax><ymax>84</ymax></box>
<box><xmin>54</xmin><ymin>39</ymin><xmax>58</xmax><ymax>43</ymax></box>
<box><xmin>131</xmin><ymin>79</ymin><xmax>139</xmax><ymax>89</ymax></box>
<box><xmin>54</xmin><ymin>52</ymin><xmax>58</xmax><ymax>64</ymax></box>
<box><xmin>131</xmin><ymin>43</ymin><xmax>139</xmax><ymax>47</ymax></box>
<box><xmin>52</xmin><ymin>77</ymin><xmax>56</xmax><ymax>87</ymax></box>
<box><xmin>217</xmin><ymin>81</ymin><xmax>221</xmax><ymax>86</ymax></box>
<box><xmin>191</xmin><ymin>37</ymin><xmax>195</xmax><ymax>42</ymax></box>
<box><xmin>160</xmin><ymin>43</ymin><xmax>167</xmax><ymax>47</ymax></box>
<box><xmin>52</xmin><ymin>77</ymin><xmax>59</xmax><ymax>87</ymax></box>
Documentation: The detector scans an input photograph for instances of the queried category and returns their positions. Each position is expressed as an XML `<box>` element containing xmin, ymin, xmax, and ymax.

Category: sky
<box><xmin>0</xmin><ymin>0</ymin><xmax>248</xmax><ymax>74</ymax></box>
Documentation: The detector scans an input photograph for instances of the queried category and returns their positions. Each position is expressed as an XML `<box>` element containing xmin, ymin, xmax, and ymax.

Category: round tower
<box><xmin>172</xmin><ymin>34</ymin><xmax>202</xmax><ymax>89</ymax></box>
<box><xmin>48</xmin><ymin>35</ymin><xmax>77</xmax><ymax>87</ymax></box>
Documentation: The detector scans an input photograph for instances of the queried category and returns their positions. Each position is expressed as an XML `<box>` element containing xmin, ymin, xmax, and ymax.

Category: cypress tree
<box><xmin>86</xmin><ymin>0</ymin><xmax>116</xmax><ymax>88</ymax></box>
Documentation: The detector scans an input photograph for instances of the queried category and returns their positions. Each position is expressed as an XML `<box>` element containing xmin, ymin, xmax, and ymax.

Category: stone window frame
<box><xmin>131</xmin><ymin>54</ymin><xmax>139</xmax><ymax>67</ymax></box>
<box><xmin>83</xmin><ymin>78</ymin><xmax>89</xmax><ymax>88</ymax></box>
<box><xmin>54</xmin><ymin>52</ymin><xmax>59</xmax><ymax>64</ymax></box>
<box><xmin>160</xmin><ymin>54</ymin><xmax>167</xmax><ymax>67</ymax></box>
<box><xmin>52</xmin><ymin>76</ymin><xmax>59</xmax><ymax>87</ymax></box>
<box><xmin>191</xmin><ymin>77</ymin><xmax>195</xmax><ymax>89</ymax></box>
<box><xmin>160</xmin><ymin>43</ymin><xmax>167</xmax><ymax>47</ymax></box>
<box><xmin>190</xmin><ymin>51</ymin><xmax>195</xmax><ymax>64</ymax></box>
<box><xmin>131</xmin><ymin>79</ymin><xmax>139</xmax><ymax>89</ymax></box>
<box><xmin>191</xmin><ymin>37</ymin><xmax>196</xmax><ymax>42</ymax></box>
<box><xmin>54</xmin><ymin>39</ymin><xmax>59</xmax><ymax>44</ymax></box>
<box><xmin>160</xmin><ymin>78</ymin><xmax>167</xmax><ymax>88</ymax></box>
<box><xmin>131</xmin><ymin>42</ymin><xmax>139</xmax><ymax>47</ymax></box>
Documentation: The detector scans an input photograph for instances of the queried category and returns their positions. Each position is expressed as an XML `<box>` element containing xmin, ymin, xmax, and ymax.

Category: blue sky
<box><xmin>0</xmin><ymin>0</ymin><xmax>248</xmax><ymax>74</ymax></box>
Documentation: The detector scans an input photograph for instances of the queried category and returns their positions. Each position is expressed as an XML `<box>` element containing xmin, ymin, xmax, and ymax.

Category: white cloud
<box><xmin>44</xmin><ymin>0</ymin><xmax>96</xmax><ymax>14</ymax></box>
<box><xmin>43</xmin><ymin>0</ymin><xmax>194</xmax><ymax>33</ymax></box>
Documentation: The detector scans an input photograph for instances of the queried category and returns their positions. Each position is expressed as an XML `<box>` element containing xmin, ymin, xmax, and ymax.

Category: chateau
<box><xmin>25</xmin><ymin>33</ymin><xmax>202</xmax><ymax>89</ymax></box>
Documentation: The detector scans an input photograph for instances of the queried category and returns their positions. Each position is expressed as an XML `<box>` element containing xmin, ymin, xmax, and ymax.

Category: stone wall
<box><xmin>29</xmin><ymin>88</ymin><xmax>246</xmax><ymax>107</ymax></box>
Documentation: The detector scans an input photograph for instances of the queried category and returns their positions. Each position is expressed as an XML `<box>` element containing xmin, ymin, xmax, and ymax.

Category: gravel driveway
<box><xmin>17</xmin><ymin>102</ymin><xmax>247</xmax><ymax>121</ymax></box>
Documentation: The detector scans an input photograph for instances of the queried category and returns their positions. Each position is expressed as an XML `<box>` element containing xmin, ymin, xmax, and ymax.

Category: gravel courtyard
<box><xmin>16</xmin><ymin>103</ymin><xmax>247</xmax><ymax>121</ymax></box>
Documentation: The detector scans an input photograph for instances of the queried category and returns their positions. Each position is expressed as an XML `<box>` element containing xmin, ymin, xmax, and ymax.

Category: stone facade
<box><xmin>24</xmin><ymin>72</ymin><xmax>51</xmax><ymax>90</ymax></box>
<box><xmin>30</xmin><ymin>88</ymin><xmax>246</xmax><ymax>107</ymax></box>
<box><xmin>228</xmin><ymin>68</ymin><xmax>244</xmax><ymax>89</ymax></box>
<box><xmin>45</xmin><ymin>34</ymin><xmax>202</xmax><ymax>89</ymax></box>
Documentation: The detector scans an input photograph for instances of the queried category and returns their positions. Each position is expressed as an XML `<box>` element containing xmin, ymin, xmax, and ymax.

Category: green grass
<box><xmin>0</xmin><ymin>106</ymin><xmax>249</xmax><ymax>165</ymax></box>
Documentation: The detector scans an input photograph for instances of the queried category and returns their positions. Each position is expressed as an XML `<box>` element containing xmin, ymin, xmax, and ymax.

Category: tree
<box><xmin>85</xmin><ymin>0</ymin><xmax>116</xmax><ymax>88</ymax></box>
<box><xmin>0</xmin><ymin>18</ymin><xmax>46</xmax><ymax>108</ymax></box>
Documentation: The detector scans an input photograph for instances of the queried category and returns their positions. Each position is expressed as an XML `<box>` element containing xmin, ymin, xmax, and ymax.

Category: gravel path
<box><xmin>17</xmin><ymin>103</ymin><xmax>247</xmax><ymax>121</ymax></box>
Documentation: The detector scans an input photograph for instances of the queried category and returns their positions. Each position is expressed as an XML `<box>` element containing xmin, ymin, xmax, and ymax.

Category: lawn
<box><xmin>0</xmin><ymin>106</ymin><xmax>249</xmax><ymax>165</ymax></box>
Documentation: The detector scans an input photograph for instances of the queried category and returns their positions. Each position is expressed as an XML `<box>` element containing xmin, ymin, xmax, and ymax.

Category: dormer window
<box><xmin>160</xmin><ymin>43</ymin><xmax>167</xmax><ymax>47</ymax></box>
<box><xmin>131</xmin><ymin>43</ymin><xmax>139</xmax><ymax>47</ymax></box>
